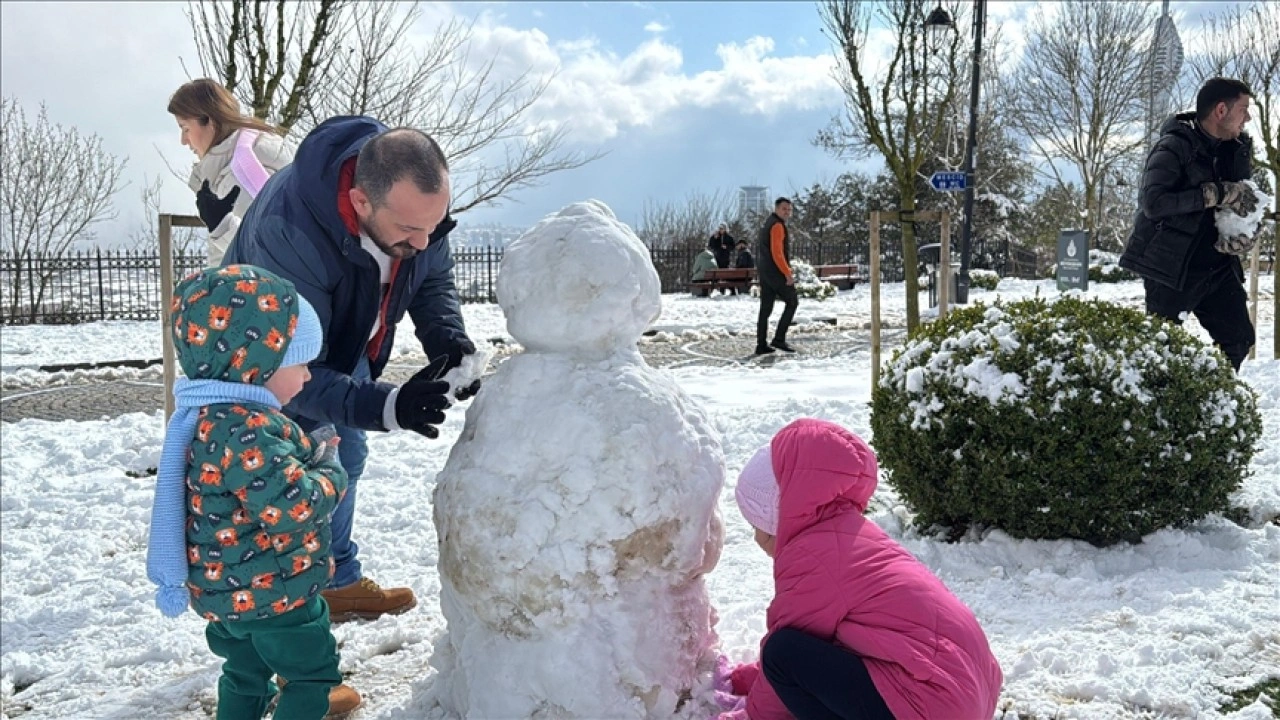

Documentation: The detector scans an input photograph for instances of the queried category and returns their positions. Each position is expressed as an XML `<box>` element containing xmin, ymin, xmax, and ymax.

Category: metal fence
<box><xmin>0</xmin><ymin>239</ymin><xmax>1036</xmax><ymax>325</ymax></box>
<box><xmin>0</xmin><ymin>250</ymin><xmax>209</xmax><ymax>325</ymax></box>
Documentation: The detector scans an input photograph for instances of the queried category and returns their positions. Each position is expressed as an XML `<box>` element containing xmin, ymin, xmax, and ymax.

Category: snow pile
<box><xmin>440</xmin><ymin>346</ymin><xmax>494</xmax><ymax>398</ymax></box>
<box><xmin>429</xmin><ymin>201</ymin><xmax>725</xmax><ymax>718</ymax></box>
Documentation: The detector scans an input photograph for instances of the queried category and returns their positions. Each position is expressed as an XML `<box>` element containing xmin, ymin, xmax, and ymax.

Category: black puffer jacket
<box><xmin>1119</xmin><ymin>113</ymin><xmax>1252</xmax><ymax>291</ymax></box>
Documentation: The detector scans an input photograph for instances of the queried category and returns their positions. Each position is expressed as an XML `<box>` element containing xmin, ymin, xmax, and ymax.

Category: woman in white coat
<box><xmin>168</xmin><ymin>79</ymin><xmax>293</xmax><ymax>266</ymax></box>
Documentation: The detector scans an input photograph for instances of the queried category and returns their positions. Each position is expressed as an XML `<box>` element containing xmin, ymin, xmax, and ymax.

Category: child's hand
<box><xmin>715</xmin><ymin>709</ymin><xmax>748</xmax><ymax>720</ymax></box>
<box><xmin>313</xmin><ymin>437</ymin><xmax>341</xmax><ymax>465</ymax></box>
<box><xmin>308</xmin><ymin>425</ymin><xmax>341</xmax><ymax>465</ymax></box>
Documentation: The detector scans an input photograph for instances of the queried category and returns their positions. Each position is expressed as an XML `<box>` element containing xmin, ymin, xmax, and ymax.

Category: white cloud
<box><xmin>462</xmin><ymin>18</ymin><xmax>842</xmax><ymax>143</ymax></box>
<box><xmin>644</xmin><ymin>21</ymin><xmax>668</xmax><ymax>33</ymax></box>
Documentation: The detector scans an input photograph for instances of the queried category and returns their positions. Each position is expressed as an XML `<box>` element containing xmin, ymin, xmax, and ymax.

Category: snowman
<box><xmin>430</xmin><ymin>201</ymin><xmax>725</xmax><ymax>719</ymax></box>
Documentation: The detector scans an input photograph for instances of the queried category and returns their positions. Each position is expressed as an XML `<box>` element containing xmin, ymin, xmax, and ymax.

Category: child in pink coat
<box><xmin>716</xmin><ymin>418</ymin><xmax>1003</xmax><ymax>720</ymax></box>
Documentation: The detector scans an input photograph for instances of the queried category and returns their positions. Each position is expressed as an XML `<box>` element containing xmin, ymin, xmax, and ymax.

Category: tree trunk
<box><xmin>899</xmin><ymin>183</ymin><xmax>920</xmax><ymax>332</ymax></box>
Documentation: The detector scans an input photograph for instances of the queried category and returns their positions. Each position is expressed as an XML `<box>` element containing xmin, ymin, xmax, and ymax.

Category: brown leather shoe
<box><xmin>325</xmin><ymin>683</ymin><xmax>363</xmax><ymax>719</ymax></box>
<box><xmin>271</xmin><ymin>679</ymin><xmax>363</xmax><ymax>719</ymax></box>
<box><xmin>321</xmin><ymin>577</ymin><xmax>417</xmax><ymax>622</ymax></box>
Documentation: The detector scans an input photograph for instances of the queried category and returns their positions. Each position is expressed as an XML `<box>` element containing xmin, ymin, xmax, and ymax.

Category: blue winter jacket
<box><xmin>223</xmin><ymin>116</ymin><xmax>469</xmax><ymax>431</ymax></box>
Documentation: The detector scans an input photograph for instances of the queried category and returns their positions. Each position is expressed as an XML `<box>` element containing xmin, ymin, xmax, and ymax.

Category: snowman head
<box><xmin>497</xmin><ymin>200</ymin><xmax>662</xmax><ymax>354</ymax></box>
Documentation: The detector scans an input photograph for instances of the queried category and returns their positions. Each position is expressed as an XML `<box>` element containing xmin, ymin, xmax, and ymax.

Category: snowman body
<box><xmin>431</xmin><ymin>201</ymin><xmax>724</xmax><ymax>718</ymax></box>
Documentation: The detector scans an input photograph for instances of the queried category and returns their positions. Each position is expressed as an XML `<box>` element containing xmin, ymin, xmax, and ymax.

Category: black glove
<box><xmin>455</xmin><ymin>379</ymin><xmax>482</xmax><ymax>402</ymax></box>
<box><xmin>196</xmin><ymin>181</ymin><xmax>241</xmax><ymax>232</ymax></box>
<box><xmin>443</xmin><ymin>338</ymin><xmax>476</xmax><ymax>375</ymax></box>
<box><xmin>394</xmin><ymin>354</ymin><xmax>451</xmax><ymax>438</ymax></box>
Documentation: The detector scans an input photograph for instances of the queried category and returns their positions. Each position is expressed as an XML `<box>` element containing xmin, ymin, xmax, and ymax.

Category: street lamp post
<box><xmin>925</xmin><ymin>0</ymin><xmax>986</xmax><ymax>304</ymax></box>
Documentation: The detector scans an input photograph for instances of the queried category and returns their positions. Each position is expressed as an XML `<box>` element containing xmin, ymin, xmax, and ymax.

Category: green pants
<box><xmin>205</xmin><ymin>596</ymin><xmax>342</xmax><ymax>720</ymax></box>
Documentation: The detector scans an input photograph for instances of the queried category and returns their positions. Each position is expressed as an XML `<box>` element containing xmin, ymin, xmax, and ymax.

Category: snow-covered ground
<box><xmin>2</xmin><ymin>278</ymin><xmax>1279</xmax><ymax>719</ymax></box>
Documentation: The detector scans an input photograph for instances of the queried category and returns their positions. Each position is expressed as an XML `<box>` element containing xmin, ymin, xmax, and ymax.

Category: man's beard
<box><xmin>360</xmin><ymin>218</ymin><xmax>420</xmax><ymax>259</ymax></box>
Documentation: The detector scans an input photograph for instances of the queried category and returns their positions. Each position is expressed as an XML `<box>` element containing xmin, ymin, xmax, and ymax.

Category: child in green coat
<box><xmin>147</xmin><ymin>264</ymin><xmax>360</xmax><ymax>719</ymax></box>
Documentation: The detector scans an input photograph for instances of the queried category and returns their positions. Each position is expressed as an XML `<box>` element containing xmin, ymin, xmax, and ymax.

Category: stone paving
<box><xmin>0</xmin><ymin>326</ymin><xmax>905</xmax><ymax>423</ymax></box>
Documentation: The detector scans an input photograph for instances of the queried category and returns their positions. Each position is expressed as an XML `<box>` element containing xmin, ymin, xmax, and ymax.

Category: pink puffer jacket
<box><xmin>737</xmin><ymin>419</ymin><xmax>1003</xmax><ymax>720</ymax></box>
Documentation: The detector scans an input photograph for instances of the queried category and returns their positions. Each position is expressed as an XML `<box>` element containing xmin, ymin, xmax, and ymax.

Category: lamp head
<box><xmin>924</xmin><ymin>4</ymin><xmax>956</xmax><ymax>39</ymax></box>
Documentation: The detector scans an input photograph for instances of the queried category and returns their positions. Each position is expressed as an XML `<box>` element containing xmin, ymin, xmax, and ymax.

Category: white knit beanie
<box><xmin>735</xmin><ymin>443</ymin><xmax>779</xmax><ymax>535</ymax></box>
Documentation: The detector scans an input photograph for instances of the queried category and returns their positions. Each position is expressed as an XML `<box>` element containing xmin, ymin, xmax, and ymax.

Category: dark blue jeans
<box><xmin>328</xmin><ymin>357</ymin><xmax>370</xmax><ymax>589</ymax></box>
<box><xmin>762</xmin><ymin>628</ymin><xmax>896</xmax><ymax>720</ymax></box>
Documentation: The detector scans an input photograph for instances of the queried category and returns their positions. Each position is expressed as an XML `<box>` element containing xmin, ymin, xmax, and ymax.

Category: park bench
<box><xmin>814</xmin><ymin>263</ymin><xmax>866</xmax><ymax>290</ymax></box>
<box><xmin>691</xmin><ymin>268</ymin><xmax>755</xmax><ymax>296</ymax></box>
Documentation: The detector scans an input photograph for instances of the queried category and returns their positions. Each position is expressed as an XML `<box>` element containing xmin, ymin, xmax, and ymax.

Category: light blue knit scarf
<box><xmin>146</xmin><ymin>377</ymin><xmax>281</xmax><ymax>618</ymax></box>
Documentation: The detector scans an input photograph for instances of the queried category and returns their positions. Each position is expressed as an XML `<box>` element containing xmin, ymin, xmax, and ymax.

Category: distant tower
<box><xmin>738</xmin><ymin>185</ymin><xmax>770</xmax><ymax>220</ymax></box>
<box><xmin>1146</xmin><ymin>0</ymin><xmax>1183</xmax><ymax>148</ymax></box>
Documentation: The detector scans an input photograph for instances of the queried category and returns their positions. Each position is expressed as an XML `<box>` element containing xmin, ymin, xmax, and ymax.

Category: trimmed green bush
<box><xmin>870</xmin><ymin>296</ymin><xmax>1262</xmax><ymax>546</ymax></box>
<box><xmin>1089</xmin><ymin>264</ymin><xmax>1136</xmax><ymax>283</ymax></box>
<box><xmin>969</xmin><ymin>269</ymin><xmax>1000</xmax><ymax>291</ymax></box>
<box><xmin>791</xmin><ymin>260</ymin><xmax>836</xmax><ymax>301</ymax></box>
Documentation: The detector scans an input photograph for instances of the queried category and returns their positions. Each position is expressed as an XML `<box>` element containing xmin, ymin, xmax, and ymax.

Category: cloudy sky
<box><xmin>0</xmin><ymin>1</ymin><xmax>1247</xmax><ymax>246</ymax></box>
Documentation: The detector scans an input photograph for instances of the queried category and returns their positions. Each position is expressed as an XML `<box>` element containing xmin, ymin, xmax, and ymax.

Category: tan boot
<box><xmin>271</xmin><ymin>679</ymin><xmax>363</xmax><ymax>719</ymax></box>
<box><xmin>324</xmin><ymin>683</ymin><xmax>363</xmax><ymax>719</ymax></box>
<box><xmin>321</xmin><ymin>577</ymin><xmax>416</xmax><ymax>622</ymax></box>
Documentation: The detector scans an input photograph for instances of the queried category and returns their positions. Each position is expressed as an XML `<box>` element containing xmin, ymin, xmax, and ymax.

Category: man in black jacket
<box><xmin>1119</xmin><ymin>77</ymin><xmax>1259</xmax><ymax>371</ymax></box>
<box><xmin>709</xmin><ymin>223</ymin><xmax>735</xmax><ymax>269</ymax></box>
<box><xmin>755</xmin><ymin>197</ymin><xmax>798</xmax><ymax>354</ymax></box>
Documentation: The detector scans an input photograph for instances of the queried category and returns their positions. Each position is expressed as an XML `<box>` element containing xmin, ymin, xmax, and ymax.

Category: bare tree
<box><xmin>1185</xmin><ymin>2</ymin><xmax>1280</xmax><ymax>356</ymax></box>
<box><xmin>186</xmin><ymin>0</ymin><xmax>350</xmax><ymax>134</ymax></box>
<box><xmin>0</xmin><ymin>99</ymin><xmax>126</xmax><ymax>322</ymax></box>
<box><xmin>1006</xmin><ymin>1</ymin><xmax>1156</xmax><ymax>246</ymax></box>
<box><xmin>636</xmin><ymin>189</ymin><xmax>741</xmax><ymax>251</ymax></box>
<box><xmin>920</xmin><ymin>29</ymin><xmax>1040</xmax><ymax>266</ymax></box>
<box><xmin>816</xmin><ymin>0</ymin><xmax>965</xmax><ymax>331</ymax></box>
<box><xmin>125</xmin><ymin>175</ymin><xmax>204</xmax><ymax>256</ymax></box>
<box><xmin>186</xmin><ymin>0</ymin><xmax>598</xmax><ymax>214</ymax></box>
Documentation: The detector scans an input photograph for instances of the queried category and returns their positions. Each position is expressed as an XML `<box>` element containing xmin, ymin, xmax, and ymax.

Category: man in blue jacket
<box><xmin>225</xmin><ymin>116</ymin><xmax>478</xmax><ymax>621</ymax></box>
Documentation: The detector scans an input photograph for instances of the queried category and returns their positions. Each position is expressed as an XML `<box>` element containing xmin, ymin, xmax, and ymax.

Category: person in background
<box><xmin>733</xmin><ymin>240</ymin><xmax>755</xmax><ymax>270</ymax></box>
<box><xmin>691</xmin><ymin>245</ymin><xmax>720</xmax><ymax>296</ymax></box>
<box><xmin>169</xmin><ymin>78</ymin><xmax>293</xmax><ymax>266</ymax></box>
<box><xmin>1119</xmin><ymin>76</ymin><xmax>1258</xmax><ymax>372</ymax></box>
<box><xmin>713</xmin><ymin>418</ymin><xmax>1003</xmax><ymax>720</ymax></box>
<box><xmin>709</xmin><ymin>222</ymin><xmax>736</xmax><ymax>269</ymax></box>
<box><xmin>755</xmin><ymin>198</ymin><xmax>798</xmax><ymax>354</ymax></box>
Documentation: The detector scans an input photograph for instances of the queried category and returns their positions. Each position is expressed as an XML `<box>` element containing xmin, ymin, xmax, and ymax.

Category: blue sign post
<box><xmin>930</xmin><ymin>172</ymin><xmax>967</xmax><ymax>192</ymax></box>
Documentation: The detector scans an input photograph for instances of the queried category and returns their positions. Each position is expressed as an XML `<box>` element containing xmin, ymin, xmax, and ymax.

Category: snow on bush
<box><xmin>870</xmin><ymin>296</ymin><xmax>1263</xmax><ymax>546</ymax></box>
<box><xmin>790</xmin><ymin>259</ymin><xmax>836</xmax><ymax>301</ymax></box>
<box><xmin>969</xmin><ymin>269</ymin><xmax>1000</xmax><ymax>291</ymax></box>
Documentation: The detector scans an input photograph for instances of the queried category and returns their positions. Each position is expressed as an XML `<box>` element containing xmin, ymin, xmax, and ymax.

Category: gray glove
<box><xmin>308</xmin><ymin>424</ymin><xmax>340</xmax><ymax>465</ymax></box>
<box><xmin>1203</xmin><ymin>181</ymin><xmax>1252</xmax><ymax>211</ymax></box>
<box><xmin>1214</xmin><ymin>230</ymin><xmax>1259</xmax><ymax>257</ymax></box>
<box><xmin>1225</xmin><ymin>183</ymin><xmax>1259</xmax><ymax>217</ymax></box>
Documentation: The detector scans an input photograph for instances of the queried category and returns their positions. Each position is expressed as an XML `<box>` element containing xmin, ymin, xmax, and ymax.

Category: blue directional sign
<box><xmin>930</xmin><ymin>171</ymin><xmax>967</xmax><ymax>191</ymax></box>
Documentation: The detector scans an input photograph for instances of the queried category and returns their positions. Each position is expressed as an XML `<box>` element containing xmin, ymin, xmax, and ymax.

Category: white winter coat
<box><xmin>187</xmin><ymin>129</ymin><xmax>293</xmax><ymax>266</ymax></box>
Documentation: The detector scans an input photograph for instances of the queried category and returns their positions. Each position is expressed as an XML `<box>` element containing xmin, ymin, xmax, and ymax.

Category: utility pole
<box><xmin>955</xmin><ymin>0</ymin><xmax>986</xmax><ymax>304</ymax></box>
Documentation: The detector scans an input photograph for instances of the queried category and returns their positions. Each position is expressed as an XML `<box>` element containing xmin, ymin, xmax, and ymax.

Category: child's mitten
<box><xmin>308</xmin><ymin>424</ymin><xmax>340</xmax><ymax>465</ymax></box>
<box><xmin>729</xmin><ymin>661</ymin><xmax>761</xmax><ymax>697</ymax></box>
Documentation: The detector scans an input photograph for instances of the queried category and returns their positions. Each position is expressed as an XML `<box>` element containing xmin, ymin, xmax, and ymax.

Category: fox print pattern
<box><xmin>183</xmin><ymin>402</ymin><xmax>348</xmax><ymax>622</ymax></box>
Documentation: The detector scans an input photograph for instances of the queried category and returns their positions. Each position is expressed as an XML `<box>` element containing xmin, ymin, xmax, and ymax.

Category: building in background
<box><xmin>738</xmin><ymin>185</ymin><xmax>770</xmax><ymax>220</ymax></box>
<box><xmin>1145</xmin><ymin>0</ymin><xmax>1183</xmax><ymax>149</ymax></box>
<box><xmin>449</xmin><ymin>223</ymin><xmax>526</xmax><ymax>250</ymax></box>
